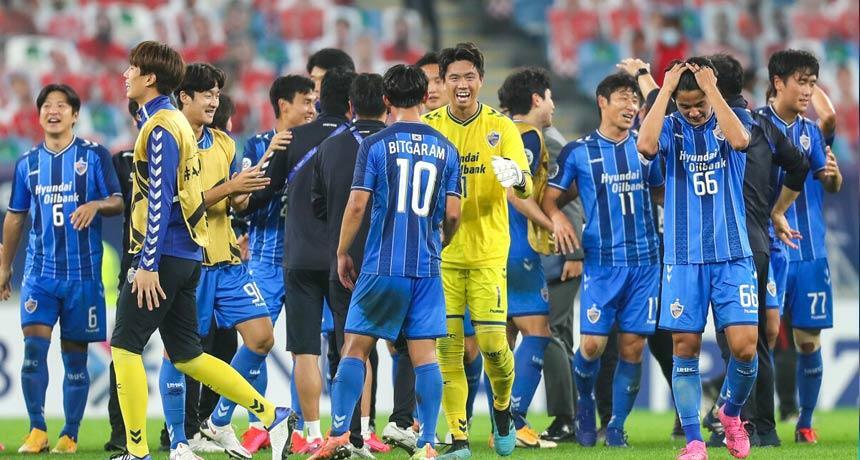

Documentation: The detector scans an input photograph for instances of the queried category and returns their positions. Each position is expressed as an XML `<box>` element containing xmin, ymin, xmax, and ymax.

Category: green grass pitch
<box><xmin>0</xmin><ymin>410</ymin><xmax>855</xmax><ymax>458</ymax></box>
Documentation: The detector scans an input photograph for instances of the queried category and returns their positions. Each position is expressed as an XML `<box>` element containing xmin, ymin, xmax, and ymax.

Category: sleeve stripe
<box><xmin>547</xmin><ymin>183</ymin><xmax>568</xmax><ymax>191</ymax></box>
<box><xmin>351</xmin><ymin>186</ymin><xmax>373</xmax><ymax>192</ymax></box>
<box><xmin>446</xmin><ymin>191</ymin><xmax>462</xmax><ymax>197</ymax></box>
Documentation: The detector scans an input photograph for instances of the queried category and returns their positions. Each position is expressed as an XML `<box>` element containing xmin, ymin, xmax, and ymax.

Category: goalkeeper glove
<box><xmin>491</xmin><ymin>155</ymin><xmax>525</xmax><ymax>188</ymax></box>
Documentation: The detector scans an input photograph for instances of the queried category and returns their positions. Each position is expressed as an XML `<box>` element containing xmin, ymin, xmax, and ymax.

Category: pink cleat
<box><xmin>718</xmin><ymin>405</ymin><xmax>750</xmax><ymax>458</ymax></box>
<box><xmin>677</xmin><ymin>440</ymin><xmax>708</xmax><ymax>460</ymax></box>
<box><xmin>364</xmin><ymin>433</ymin><xmax>391</xmax><ymax>453</ymax></box>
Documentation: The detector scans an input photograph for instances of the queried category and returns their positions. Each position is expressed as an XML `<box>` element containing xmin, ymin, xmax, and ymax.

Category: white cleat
<box><xmin>350</xmin><ymin>444</ymin><xmax>376</xmax><ymax>459</ymax></box>
<box><xmin>267</xmin><ymin>407</ymin><xmax>298</xmax><ymax>460</ymax></box>
<box><xmin>188</xmin><ymin>433</ymin><xmax>225</xmax><ymax>454</ymax></box>
<box><xmin>200</xmin><ymin>417</ymin><xmax>252</xmax><ymax>459</ymax></box>
<box><xmin>382</xmin><ymin>422</ymin><xmax>418</xmax><ymax>454</ymax></box>
<box><xmin>170</xmin><ymin>443</ymin><xmax>204</xmax><ymax>460</ymax></box>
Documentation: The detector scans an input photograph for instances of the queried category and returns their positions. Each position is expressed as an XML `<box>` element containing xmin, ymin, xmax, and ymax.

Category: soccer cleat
<box><xmin>364</xmin><ymin>432</ymin><xmax>391</xmax><ymax>453</ymax></box>
<box><xmin>757</xmin><ymin>429</ymin><xmax>781</xmax><ymax>447</ymax></box>
<box><xmin>574</xmin><ymin>400</ymin><xmax>597</xmax><ymax>447</ymax></box>
<box><xmin>306</xmin><ymin>432</ymin><xmax>351</xmax><ymax>460</ymax></box>
<box><xmin>267</xmin><ymin>407</ymin><xmax>298</xmax><ymax>460</ymax></box>
<box><xmin>514</xmin><ymin>427</ymin><xmax>539</xmax><ymax>448</ymax></box>
<box><xmin>170</xmin><ymin>442</ymin><xmax>203</xmax><ymax>460</ymax></box>
<box><xmin>705</xmin><ymin>431</ymin><xmax>725</xmax><ymax>448</ymax></box>
<box><xmin>490</xmin><ymin>406</ymin><xmax>516</xmax><ymax>456</ymax></box>
<box><xmin>51</xmin><ymin>435</ymin><xmax>77</xmax><ymax>454</ymax></box>
<box><xmin>200</xmin><ymin>417</ymin><xmax>252</xmax><ymax>459</ymax></box>
<box><xmin>795</xmin><ymin>427</ymin><xmax>818</xmax><ymax>444</ymax></box>
<box><xmin>241</xmin><ymin>426</ymin><xmax>271</xmax><ymax>453</ymax></box>
<box><xmin>718</xmin><ymin>405</ymin><xmax>750</xmax><ymax>458</ymax></box>
<box><xmin>296</xmin><ymin>437</ymin><xmax>323</xmax><ymax>455</ymax></box>
<box><xmin>604</xmin><ymin>427</ymin><xmax>629</xmax><ymax>447</ymax></box>
<box><xmin>18</xmin><ymin>428</ymin><xmax>48</xmax><ymax>453</ymax></box>
<box><xmin>109</xmin><ymin>453</ymin><xmax>153</xmax><ymax>460</ymax></box>
<box><xmin>349</xmin><ymin>444</ymin><xmax>376</xmax><ymax>459</ymax></box>
<box><xmin>189</xmin><ymin>433</ymin><xmax>225</xmax><ymax>453</ymax></box>
<box><xmin>289</xmin><ymin>431</ymin><xmax>308</xmax><ymax>454</ymax></box>
<box><xmin>382</xmin><ymin>422</ymin><xmax>417</xmax><ymax>453</ymax></box>
<box><xmin>676</xmin><ymin>440</ymin><xmax>708</xmax><ymax>460</ymax></box>
<box><xmin>438</xmin><ymin>439</ymin><xmax>471</xmax><ymax>460</ymax></box>
<box><xmin>671</xmin><ymin>415</ymin><xmax>686</xmax><ymax>441</ymax></box>
<box><xmin>410</xmin><ymin>444</ymin><xmax>439</xmax><ymax>459</ymax></box>
<box><xmin>702</xmin><ymin>405</ymin><xmax>724</xmax><ymax>435</ymax></box>
<box><xmin>540</xmin><ymin>416</ymin><xmax>575</xmax><ymax>443</ymax></box>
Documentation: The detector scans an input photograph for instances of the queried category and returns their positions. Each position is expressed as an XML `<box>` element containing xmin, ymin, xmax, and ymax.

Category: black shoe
<box><xmin>757</xmin><ymin>429</ymin><xmax>781</xmax><ymax>447</ymax></box>
<box><xmin>749</xmin><ymin>431</ymin><xmax>762</xmax><ymax>447</ymax></box>
<box><xmin>540</xmin><ymin>416</ymin><xmax>575</xmax><ymax>443</ymax></box>
<box><xmin>104</xmin><ymin>439</ymin><xmax>126</xmax><ymax>452</ymax></box>
<box><xmin>706</xmin><ymin>430</ymin><xmax>725</xmax><ymax>448</ymax></box>
<box><xmin>159</xmin><ymin>425</ymin><xmax>170</xmax><ymax>452</ymax></box>
<box><xmin>702</xmin><ymin>405</ymin><xmax>723</xmax><ymax>435</ymax></box>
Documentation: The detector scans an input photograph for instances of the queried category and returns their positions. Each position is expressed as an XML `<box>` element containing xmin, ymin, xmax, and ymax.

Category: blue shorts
<box><xmin>770</xmin><ymin>245</ymin><xmax>789</xmax><ymax>315</ymax></box>
<box><xmin>506</xmin><ymin>257</ymin><xmax>549</xmax><ymax>317</ymax></box>
<box><xmin>322</xmin><ymin>300</ymin><xmax>334</xmax><ymax>334</ymax></box>
<box><xmin>248</xmin><ymin>260</ymin><xmax>285</xmax><ymax>323</ymax></box>
<box><xmin>580</xmin><ymin>264</ymin><xmax>659</xmax><ymax>336</ymax></box>
<box><xmin>20</xmin><ymin>276</ymin><xmax>106</xmax><ymax>342</ymax></box>
<box><xmin>463</xmin><ymin>309</ymin><xmax>475</xmax><ymax>337</ymax></box>
<box><xmin>197</xmin><ymin>264</ymin><xmax>270</xmax><ymax>336</ymax></box>
<box><xmin>346</xmin><ymin>274</ymin><xmax>446</xmax><ymax>342</ymax></box>
<box><xmin>765</xmin><ymin>259</ymin><xmax>780</xmax><ymax>312</ymax></box>
<box><xmin>658</xmin><ymin>257</ymin><xmax>758</xmax><ymax>333</ymax></box>
<box><xmin>785</xmin><ymin>258</ymin><xmax>833</xmax><ymax>329</ymax></box>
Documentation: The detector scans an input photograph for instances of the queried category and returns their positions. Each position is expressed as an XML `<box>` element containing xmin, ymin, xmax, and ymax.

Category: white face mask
<box><xmin>661</xmin><ymin>28</ymin><xmax>681</xmax><ymax>46</ymax></box>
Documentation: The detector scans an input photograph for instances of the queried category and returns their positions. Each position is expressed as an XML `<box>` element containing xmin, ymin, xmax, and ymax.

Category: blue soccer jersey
<box><xmin>507</xmin><ymin>130</ymin><xmax>542</xmax><ymax>260</ymax></box>
<box><xmin>757</xmin><ymin>105</ymin><xmax>828</xmax><ymax>262</ymax></box>
<box><xmin>550</xmin><ymin>130</ymin><xmax>662</xmax><ymax>266</ymax></box>
<box><xmin>351</xmin><ymin>122</ymin><xmax>461</xmax><ymax>277</ymax></box>
<box><xmin>241</xmin><ymin>130</ymin><xmax>285</xmax><ymax>266</ymax></box>
<box><xmin>8</xmin><ymin>137</ymin><xmax>122</xmax><ymax>280</ymax></box>
<box><xmin>654</xmin><ymin>113</ymin><xmax>752</xmax><ymax>264</ymax></box>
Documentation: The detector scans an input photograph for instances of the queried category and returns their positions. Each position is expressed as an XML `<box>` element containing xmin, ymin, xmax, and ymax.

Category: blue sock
<box><xmin>329</xmin><ymin>357</ymin><xmax>365</xmax><ymax>436</ymax></box>
<box><xmin>290</xmin><ymin>368</ymin><xmax>304</xmax><ymax>430</ymax></box>
<box><xmin>607</xmin><ymin>359</ymin><xmax>642</xmax><ymax>431</ymax></box>
<box><xmin>414</xmin><ymin>363</ymin><xmax>443</xmax><ymax>448</ymax></box>
<box><xmin>60</xmin><ymin>351</ymin><xmax>89</xmax><ymax>440</ymax></box>
<box><xmin>796</xmin><ymin>349</ymin><xmax>823</xmax><ymax>429</ymax></box>
<box><xmin>22</xmin><ymin>337</ymin><xmax>50</xmax><ymax>432</ymax></box>
<box><xmin>723</xmin><ymin>355</ymin><xmax>758</xmax><ymax>417</ymax></box>
<box><xmin>511</xmin><ymin>336</ymin><xmax>549</xmax><ymax>429</ymax></box>
<box><xmin>248</xmin><ymin>360</ymin><xmax>268</xmax><ymax>424</ymax></box>
<box><xmin>716</xmin><ymin>375</ymin><xmax>728</xmax><ymax>408</ymax></box>
<box><xmin>159</xmin><ymin>358</ymin><xmax>187</xmax><ymax>448</ymax></box>
<box><xmin>211</xmin><ymin>346</ymin><xmax>267</xmax><ymax>427</ymax></box>
<box><xmin>672</xmin><ymin>356</ymin><xmax>703</xmax><ymax>443</ymax></box>
<box><xmin>572</xmin><ymin>349</ymin><xmax>600</xmax><ymax>405</ymax></box>
<box><xmin>464</xmin><ymin>354</ymin><xmax>483</xmax><ymax>421</ymax></box>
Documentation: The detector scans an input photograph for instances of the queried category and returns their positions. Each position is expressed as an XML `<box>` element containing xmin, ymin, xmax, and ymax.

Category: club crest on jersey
<box><xmin>74</xmin><ymin>158</ymin><xmax>88</xmax><ymax>176</ymax></box>
<box><xmin>541</xmin><ymin>286</ymin><xmax>549</xmax><ymax>302</ymax></box>
<box><xmin>670</xmin><ymin>299</ymin><xmax>684</xmax><ymax>319</ymax></box>
<box><xmin>24</xmin><ymin>297</ymin><xmax>38</xmax><ymax>313</ymax></box>
<box><xmin>241</xmin><ymin>157</ymin><xmax>252</xmax><ymax>170</ymax></box>
<box><xmin>548</xmin><ymin>163</ymin><xmax>559</xmax><ymax>179</ymax></box>
<box><xmin>127</xmin><ymin>267</ymin><xmax>137</xmax><ymax>284</ymax></box>
<box><xmin>586</xmin><ymin>304</ymin><xmax>601</xmax><ymax>324</ymax></box>
<box><xmin>712</xmin><ymin>125</ymin><xmax>725</xmax><ymax>141</ymax></box>
<box><xmin>767</xmin><ymin>280</ymin><xmax>777</xmax><ymax>297</ymax></box>
<box><xmin>800</xmin><ymin>134</ymin><xmax>811</xmax><ymax>151</ymax></box>
<box><xmin>524</xmin><ymin>148</ymin><xmax>534</xmax><ymax>166</ymax></box>
<box><xmin>487</xmin><ymin>131</ymin><xmax>500</xmax><ymax>147</ymax></box>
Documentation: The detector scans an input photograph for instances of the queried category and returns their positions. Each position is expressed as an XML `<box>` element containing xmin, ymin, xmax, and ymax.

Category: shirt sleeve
<box><xmin>445</xmin><ymin>144</ymin><xmax>462</xmax><ymax>197</ymax></box>
<box><xmin>242</xmin><ymin>136</ymin><xmax>289</xmax><ymax>215</ymax></box>
<box><xmin>647</xmin><ymin>157</ymin><xmax>665</xmax><ymax>187</ymax></box>
<box><xmin>240</xmin><ymin>137</ymin><xmax>259</xmax><ymax>170</ymax></box>
<box><xmin>95</xmin><ymin>146</ymin><xmax>122</xmax><ymax>199</ymax></box>
<box><xmin>809</xmin><ymin>126</ymin><xmax>827</xmax><ymax>175</ymax></box>
<box><xmin>501</xmin><ymin>119</ymin><xmax>529</xmax><ymax>174</ymax></box>
<box><xmin>7</xmin><ymin>156</ymin><xmax>31</xmax><ymax>213</ymax></box>
<box><xmin>351</xmin><ymin>140</ymin><xmax>376</xmax><ymax>191</ymax></box>
<box><xmin>521</xmin><ymin>130</ymin><xmax>542</xmax><ymax>176</ymax></box>
<box><xmin>311</xmin><ymin>143</ymin><xmax>328</xmax><ymax>220</ymax></box>
<box><xmin>139</xmin><ymin>125</ymin><xmax>179</xmax><ymax>272</ymax></box>
<box><xmin>547</xmin><ymin>142</ymin><xmax>578</xmax><ymax>191</ymax></box>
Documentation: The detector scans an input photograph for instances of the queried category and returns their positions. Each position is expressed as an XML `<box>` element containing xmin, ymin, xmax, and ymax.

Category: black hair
<box><xmin>211</xmin><ymin>93</ymin><xmax>234</xmax><ymax>131</ymax></box>
<box><xmin>595</xmin><ymin>72</ymin><xmax>643</xmax><ymax>106</ymax></box>
<box><xmin>306</xmin><ymin>48</ymin><xmax>356</xmax><ymax>74</ymax></box>
<box><xmin>708</xmin><ymin>53</ymin><xmax>744</xmax><ymax>98</ymax></box>
<box><xmin>36</xmin><ymin>83</ymin><xmax>81</xmax><ymax>113</ymax></box>
<box><xmin>129</xmin><ymin>40</ymin><xmax>185</xmax><ymax>95</ymax></box>
<box><xmin>439</xmin><ymin>42</ymin><xmax>484</xmax><ymax>79</ymax></box>
<box><xmin>319</xmin><ymin>67</ymin><xmax>356</xmax><ymax>115</ymax></box>
<box><xmin>498</xmin><ymin>67</ymin><xmax>551</xmax><ymax>117</ymax></box>
<box><xmin>350</xmin><ymin>73</ymin><xmax>386</xmax><ymax>118</ymax></box>
<box><xmin>382</xmin><ymin>64</ymin><xmax>428</xmax><ymax>109</ymax></box>
<box><xmin>414</xmin><ymin>51</ymin><xmax>439</xmax><ymax>68</ymax></box>
<box><xmin>269</xmin><ymin>75</ymin><xmax>315</xmax><ymax>117</ymax></box>
<box><xmin>127</xmin><ymin>99</ymin><xmax>139</xmax><ymax>118</ymax></box>
<box><xmin>671</xmin><ymin>56</ymin><xmax>718</xmax><ymax>97</ymax></box>
<box><xmin>768</xmin><ymin>49</ymin><xmax>819</xmax><ymax>89</ymax></box>
<box><xmin>174</xmin><ymin>62</ymin><xmax>226</xmax><ymax>109</ymax></box>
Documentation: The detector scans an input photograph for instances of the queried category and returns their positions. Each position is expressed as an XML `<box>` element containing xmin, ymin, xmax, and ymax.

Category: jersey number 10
<box><xmin>396</xmin><ymin>159</ymin><xmax>438</xmax><ymax>217</ymax></box>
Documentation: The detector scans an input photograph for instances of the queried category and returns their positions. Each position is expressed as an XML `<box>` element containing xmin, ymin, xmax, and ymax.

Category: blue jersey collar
<box><xmin>594</xmin><ymin>129</ymin><xmax>630</xmax><ymax>145</ymax></box>
<box><xmin>197</xmin><ymin>126</ymin><xmax>214</xmax><ymax>149</ymax></box>
<box><xmin>137</xmin><ymin>95</ymin><xmax>175</xmax><ymax>128</ymax></box>
<box><xmin>766</xmin><ymin>104</ymin><xmax>799</xmax><ymax>128</ymax></box>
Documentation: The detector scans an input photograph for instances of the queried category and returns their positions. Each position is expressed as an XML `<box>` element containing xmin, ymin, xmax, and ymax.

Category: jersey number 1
<box><xmin>396</xmin><ymin>159</ymin><xmax>438</xmax><ymax>217</ymax></box>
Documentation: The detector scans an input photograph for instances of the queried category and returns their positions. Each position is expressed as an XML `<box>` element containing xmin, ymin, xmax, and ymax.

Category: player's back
<box><xmin>352</xmin><ymin>121</ymin><xmax>461</xmax><ymax>278</ymax></box>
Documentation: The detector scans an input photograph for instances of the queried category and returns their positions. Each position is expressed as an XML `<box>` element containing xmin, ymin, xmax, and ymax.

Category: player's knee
<box><xmin>248</xmin><ymin>335</ymin><xmax>274</xmax><ymax>355</ymax></box>
<box><xmin>733</xmin><ymin>345</ymin><xmax>757</xmax><ymax>362</ymax></box>
<box><xmin>474</xmin><ymin>330</ymin><xmax>510</xmax><ymax>365</ymax></box>
<box><xmin>619</xmin><ymin>339</ymin><xmax>646</xmax><ymax>363</ymax></box>
<box><xmin>794</xmin><ymin>328</ymin><xmax>821</xmax><ymax>353</ymax></box>
<box><xmin>580</xmin><ymin>335</ymin><xmax>607</xmax><ymax>360</ymax></box>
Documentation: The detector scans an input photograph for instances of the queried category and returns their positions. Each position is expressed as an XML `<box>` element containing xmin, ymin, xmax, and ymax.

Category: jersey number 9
<box><xmin>396</xmin><ymin>159</ymin><xmax>438</xmax><ymax>217</ymax></box>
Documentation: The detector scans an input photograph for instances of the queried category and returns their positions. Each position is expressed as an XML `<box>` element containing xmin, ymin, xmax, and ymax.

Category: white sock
<box><xmin>361</xmin><ymin>416</ymin><xmax>371</xmax><ymax>439</ymax></box>
<box><xmin>306</xmin><ymin>420</ymin><xmax>322</xmax><ymax>440</ymax></box>
<box><xmin>249</xmin><ymin>421</ymin><xmax>265</xmax><ymax>430</ymax></box>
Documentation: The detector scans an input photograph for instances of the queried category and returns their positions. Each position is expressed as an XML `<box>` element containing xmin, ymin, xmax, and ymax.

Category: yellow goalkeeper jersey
<box><xmin>423</xmin><ymin>103</ymin><xmax>532</xmax><ymax>268</ymax></box>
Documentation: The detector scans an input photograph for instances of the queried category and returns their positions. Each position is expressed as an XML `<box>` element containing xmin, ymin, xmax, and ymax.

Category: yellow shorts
<box><xmin>441</xmin><ymin>266</ymin><xmax>507</xmax><ymax>325</ymax></box>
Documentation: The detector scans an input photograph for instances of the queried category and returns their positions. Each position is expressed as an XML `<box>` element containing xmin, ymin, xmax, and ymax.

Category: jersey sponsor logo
<box><xmin>670</xmin><ymin>299</ymin><xmax>684</xmax><ymax>319</ymax></box>
<box><xmin>586</xmin><ymin>304</ymin><xmax>601</xmax><ymax>324</ymax></box>
<box><xmin>24</xmin><ymin>297</ymin><xmax>38</xmax><ymax>314</ymax></box>
<box><xmin>800</xmin><ymin>134</ymin><xmax>811</xmax><ymax>151</ymax></box>
<box><xmin>767</xmin><ymin>280</ymin><xmax>777</xmax><ymax>297</ymax></box>
<box><xmin>74</xmin><ymin>158</ymin><xmax>88</xmax><ymax>176</ymax></box>
<box><xmin>486</xmin><ymin>130</ymin><xmax>500</xmax><ymax>147</ymax></box>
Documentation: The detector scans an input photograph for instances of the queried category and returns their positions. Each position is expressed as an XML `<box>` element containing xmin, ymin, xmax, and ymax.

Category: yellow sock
<box><xmin>474</xmin><ymin>324</ymin><xmax>515</xmax><ymax>410</ymax></box>
<box><xmin>174</xmin><ymin>352</ymin><xmax>276</xmax><ymax>425</ymax></box>
<box><xmin>437</xmin><ymin>317</ymin><xmax>469</xmax><ymax>440</ymax></box>
<box><xmin>111</xmin><ymin>347</ymin><xmax>149</xmax><ymax>458</ymax></box>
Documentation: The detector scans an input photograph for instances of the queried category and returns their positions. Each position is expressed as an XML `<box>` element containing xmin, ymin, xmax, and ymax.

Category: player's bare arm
<box><xmin>69</xmin><ymin>195</ymin><xmax>124</xmax><ymax>230</ymax></box>
<box><xmin>205</xmin><ymin>163</ymin><xmax>270</xmax><ymax>209</ymax></box>
<box><xmin>687</xmin><ymin>62</ymin><xmax>750</xmax><ymax>150</ymax></box>
<box><xmin>811</xmin><ymin>84</ymin><xmax>836</xmax><ymax>138</ymax></box>
<box><xmin>507</xmin><ymin>189</ymin><xmax>553</xmax><ymax>233</ymax></box>
<box><xmin>637</xmin><ymin>63</ymin><xmax>685</xmax><ymax>157</ymax></box>
<box><xmin>771</xmin><ymin>186</ymin><xmax>803</xmax><ymax>249</ymax></box>
<box><xmin>617</xmin><ymin>58</ymin><xmax>658</xmax><ymax>97</ymax></box>
<box><xmin>541</xmin><ymin>185</ymin><xmax>580</xmax><ymax>254</ymax></box>
<box><xmin>816</xmin><ymin>146</ymin><xmax>843</xmax><ymax>193</ymax></box>
<box><xmin>442</xmin><ymin>195</ymin><xmax>461</xmax><ymax>247</ymax></box>
<box><xmin>0</xmin><ymin>211</ymin><xmax>27</xmax><ymax>301</ymax></box>
<box><xmin>336</xmin><ymin>189</ymin><xmax>371</xmax><ymax>290</ymax></box>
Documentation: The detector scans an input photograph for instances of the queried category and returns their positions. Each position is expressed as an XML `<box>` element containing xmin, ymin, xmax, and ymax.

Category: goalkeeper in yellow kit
<box><xmin>423</xmin><ymin>42</ymin><xmax>533</xmax><ymax>458</ymax></box>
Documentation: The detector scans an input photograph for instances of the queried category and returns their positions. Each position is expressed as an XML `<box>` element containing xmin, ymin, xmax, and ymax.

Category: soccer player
<box><xmin>423</xmin><ymin>42</ymin><xmax>533</xmax><ymax>459</ymax></box>
<box><xmin>416</xmin><ymin>52</ymin><xmax>449</xmax><ymax>112</ymax></box>
<box><xmin>543</xmin><ymin>72</ymin><xmax>663</xmax><ymax>448</ymax></box>
<box><xmin>495</xmin><ymin>67</ymin><xmax>558</xmax><ymax>449</ymax></box>
<box><xmin>311</xmin><ymin>63</ymin><xmax>461</xmax><ymax>460</ymax></box>
<box><xmin>307</xmin><ymin>48</ymin><xmax>356</xmax><ymax>97</ymax></box>
<box><xmin>235</xmin><ymin>74</ymin><xmax>315</xmax><ymax>454</ymax></box>
<box><xmin>758</xmin><ymin>49</ymin><xmax>842</xmax><ymax>444</ymax></box>
<box><xmin>107</xmin><ymin>41</ymin><xmax>295</xmax><ymax>460</ymax></box>
<box><xmin>240</xmin><ymin>68</ymin><xmax>357</xmax><ymax>455</ymax></box>
<box><xmin>0</xmin><ymin>83</ymin><xmax>124</xmax><ymax>454</ymax></box>
<box><xmin>638</xmin><ymin>57</ymin><xmax>757</xmax><ymax>460</ymax></box>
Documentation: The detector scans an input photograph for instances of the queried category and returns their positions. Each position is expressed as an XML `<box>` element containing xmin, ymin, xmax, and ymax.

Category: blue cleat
<box><xmin>490</xmin><ymin>406</ymin><xmax>516</xmax><ymax>456</ymax></box>
<box><xmin>437</xmin><ymin>439</ymin><xmax>472</xmax><ymax>460</ymax></box>
<box><xmin>604</xmin><ymin>427</ymin><xmax>629</xmax><ymax>447</ymax></box>
<box><xmin>574</xmin><ymin>399</ymin><xmax>597</xmax><ymax>447</ymax></box>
